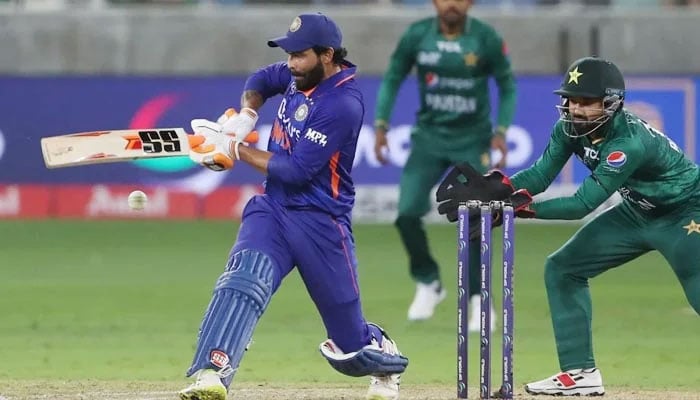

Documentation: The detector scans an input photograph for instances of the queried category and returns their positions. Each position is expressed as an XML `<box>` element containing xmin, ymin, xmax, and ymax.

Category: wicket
<box><xmin>457</xmin><ymin>201</ymin><xmax>515</xmax><ymax>400</ymax></box>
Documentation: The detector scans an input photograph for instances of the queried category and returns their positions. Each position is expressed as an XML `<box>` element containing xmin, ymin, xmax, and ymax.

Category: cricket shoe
<box><xmin>525</xmin><ymin>368</ymin><xmax>605</xmax><ymax>396</ymax></box>
<box><xmin>407</xmin><ymin>280</ymin><xmax>447</xmax><ymax>321</ymax></box>
<box><xmin>468</xmin><ymin>294</ymin><xmax>497</xmax><ymax>333</ymax></box>
<box><xmin>179</xmin><ymin>369</ymin><xmax>227</xmax><ymax>400</ymax></box>
<box><xmin>365</xmin><ymin>332</ymin><xmax>403</xmax><ymax>400</ymax></box>
<box><xmin>367</xmin><ymin>374</ymin><xmax>400</xmax><ymax>400</ymax></box>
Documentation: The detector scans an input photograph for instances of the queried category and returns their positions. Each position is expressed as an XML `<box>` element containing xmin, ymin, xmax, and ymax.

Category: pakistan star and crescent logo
<box><xmin>464</xmin><ymin>52</ymin><xmax>478</xmax><ymax>66</ymax></box>
<box><xmin>683</xmin><ymin>220</ymin><xmax>700</xmax><ymax>235</ymax></box>
<box><xmin>568</xmin><ymin>67</ymin><xmax>583</xmax><ymax>84</ymax></box>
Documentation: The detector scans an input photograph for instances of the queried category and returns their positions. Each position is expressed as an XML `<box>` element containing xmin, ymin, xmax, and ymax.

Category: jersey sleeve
<box><xmin>511</xmin><ymin>125</ymin><xmax>574</xmax><ymax>195</ymax></box>
<box><xmin>531</xmin><ymin>138</ymin><xmax>647</xmax><ymax>220</ymax></box>
<box><xmin>267</xmin><ymin>95</ymin><xmax>362</xmax><ymax>185</ymax></box>
<box><xmin>243</xmin><ymin>62</ymin><xmax>292</xmax><ymax>100</ymax></box>
<box><xmin>374</xmin><ymin>24</ymin><xmax>421</xmax><ymax>126</ymax></box>
<box><xmin>484</xmin><ymin>29</ymin><xmax>516</xmax><ymax>132</ymax></box>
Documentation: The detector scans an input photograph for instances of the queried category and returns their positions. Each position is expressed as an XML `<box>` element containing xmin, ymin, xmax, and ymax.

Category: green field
<box><xmin>1</xmin><ymin>220</ymin><xmax>698</xmax><ymax>400</ymax></box>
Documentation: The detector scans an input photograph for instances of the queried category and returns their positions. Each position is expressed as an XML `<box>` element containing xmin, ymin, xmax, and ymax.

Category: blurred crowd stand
<box><xmin>4</xmin><ymin>0</ymin><xmax>700</xmax><ymax>7</ymax></box>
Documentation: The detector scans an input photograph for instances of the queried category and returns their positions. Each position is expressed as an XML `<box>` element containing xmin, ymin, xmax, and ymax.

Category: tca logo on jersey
<box><xmin>606</xmin><ymin>151</ymin><xmax>627</xmax><ymax>168</ymax></box>
<box><xmin>304</xmin><ymin>128</ymin><xmax>328</xmax><ymax>147</ymax></box>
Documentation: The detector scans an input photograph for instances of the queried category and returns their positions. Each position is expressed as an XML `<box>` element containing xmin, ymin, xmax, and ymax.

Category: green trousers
<box><xmin>545</xmin><ymin>200</ymin><xmax>700</xmax><ymax>371</ymax></box>
<box><xmin>395</xmin><ymin>132</ymin><xmax>490</xmax><ymax>297</ymax></box>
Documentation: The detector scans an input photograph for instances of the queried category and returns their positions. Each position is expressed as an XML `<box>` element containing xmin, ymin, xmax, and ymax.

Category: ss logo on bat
<box><xmin>138</xmin><ymin>130</ymin><xmax>182</xmax><ymax>153</ymax></box>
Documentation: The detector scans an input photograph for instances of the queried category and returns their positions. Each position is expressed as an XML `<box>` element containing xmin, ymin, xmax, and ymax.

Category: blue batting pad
<box><xmin>319</xmin><ymin>324</ymin><xmax>408</xmax><ymax>377</ymax></box>
<box><xmin>186</xmin><ymin>249</ymin><xmax>275</xmax><ymax>387</ymax></box>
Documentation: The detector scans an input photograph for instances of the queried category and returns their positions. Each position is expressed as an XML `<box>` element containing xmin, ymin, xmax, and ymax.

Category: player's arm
<box><xmin>240</xmin><ymin>62</ymin><xmax>293</xmax><ymax>112</ymax></box>
<box><xmin>510</xmin><ymin>125</ymin><xmax>575</xmax><ymax>195</ymax></box>
<box><xmin>267</xmin><ymin>96</ymin><xmax>361</xmax><ymax>185</ymax></box>
<box><xmin>374</xmin><ymin>25</ymin><xmax>420</xmax><ymax>131</ymax></box>
<box><xmin>485</xmin><ymin>31</ymin><xmax>516</xmax><ymax>136</ymax></box>
<box><xmin>531</xmin><ymin>139</ymin><xmax>645</xmax><ymax>220</ymax></box>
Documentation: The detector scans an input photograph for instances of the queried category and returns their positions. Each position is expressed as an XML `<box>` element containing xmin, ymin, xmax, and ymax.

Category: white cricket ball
<box><xmin>127</xmin><ymin>190</ymin><xmax>148</xmax><ymax>211</ymax></box>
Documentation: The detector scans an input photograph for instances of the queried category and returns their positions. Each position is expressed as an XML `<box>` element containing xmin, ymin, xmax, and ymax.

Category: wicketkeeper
<box><xmin>437</xmin><ymin>56</ymin><xmax>700</xmax><ymax>396</ymax></box>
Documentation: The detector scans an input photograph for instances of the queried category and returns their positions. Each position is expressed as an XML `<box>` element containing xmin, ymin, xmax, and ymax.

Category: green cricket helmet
<box><xmin>554</xmin><ymin>57</ymin><xmax>625</xmax><ymax>138</ymax></box>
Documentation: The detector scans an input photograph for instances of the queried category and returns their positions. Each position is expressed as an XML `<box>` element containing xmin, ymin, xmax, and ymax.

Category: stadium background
<box><xmin>1</xmin><ymin>2</ymin><xmax>699</xmax><ymax>399</ymax></box>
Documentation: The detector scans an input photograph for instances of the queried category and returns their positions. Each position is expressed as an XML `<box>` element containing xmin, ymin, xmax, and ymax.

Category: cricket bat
<box><xmin>41</xmin><ymin>128</ymin><xmax>257</xmax><ymax>169</ymax></box>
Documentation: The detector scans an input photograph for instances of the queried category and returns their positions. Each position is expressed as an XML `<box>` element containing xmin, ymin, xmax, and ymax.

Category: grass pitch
<box><xmin>0</xmin><ymin>221</ymin><xmax>698</xmax><ymax>399</ymax></box>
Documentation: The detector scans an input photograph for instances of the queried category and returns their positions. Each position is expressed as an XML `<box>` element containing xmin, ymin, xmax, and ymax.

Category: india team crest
<box><xmin>290</xmin><ymin>17</ymin><xmax>302</xmax><ymax>32</ymax></box>
<box><xmin>294</xmin><ymin>104</ymin><xmax>309</xmax><ymax>121</ymax></box>
<box><xmin>606</xmin><ymin>151</ymin><xmax>627</xmax><ymax>168</ymax></box>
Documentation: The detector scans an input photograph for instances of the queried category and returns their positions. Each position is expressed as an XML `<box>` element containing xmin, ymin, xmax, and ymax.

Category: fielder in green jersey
<box><xmin>437</xmin><ymin>56</ymin><xmax>700</xmax><ymax>397</ymax></box>
<box><xmin>374</xmin><ymin>0</ymin><xmax>516</xmax><ymax>324</ymax></box>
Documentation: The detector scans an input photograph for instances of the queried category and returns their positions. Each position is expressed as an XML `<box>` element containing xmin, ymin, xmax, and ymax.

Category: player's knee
<box><xmin>681</xmin><ymin>275</ymin><xmax>700</xmax><ymax>315</ymax></box>
<box><xmin>395</xmin><ymin>215</ymin><xmax>420</xmax><ymax>232</ymax></box>
<box><xmin>544</xmin><ymin>255</ymin><xmax>568</xmax><ymax>289</ymax></box>
<box><xmin>216</xmin><ymin>249</ymin><xmax>275</xmax><ymax>309</ymax></box>
<box><xmin>319</xmin><ymin>323</ymin><xmax>408</xmax><ymax>377</ymax></box>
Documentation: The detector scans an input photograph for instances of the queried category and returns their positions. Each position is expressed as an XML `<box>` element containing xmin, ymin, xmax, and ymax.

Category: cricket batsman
<box><xmin>178</xmin><ymin>13</ymin><xmax>408</xmax><ymax>400</ymax></box>
<box><xmin>436</xmin><ymin>56</ymin><xmax>700</xmax><ymax>396</ymax></box>
<box><xmin>374</xmin><ymin>0</ymin><xmax>516</xmax><ymax>326</ymax></box>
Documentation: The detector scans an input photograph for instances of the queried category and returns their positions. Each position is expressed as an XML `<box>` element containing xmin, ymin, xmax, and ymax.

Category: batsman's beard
<box><xmin>293</xmin><ymin>60</ymin><xmax>324</xmax><ymax>92</ymax></box>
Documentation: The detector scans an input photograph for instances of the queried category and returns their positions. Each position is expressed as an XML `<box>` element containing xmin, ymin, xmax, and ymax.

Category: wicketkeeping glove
<box><xmin>436</xmin><ymin>162</ymin><xmax>515</xmax><ymax>223</ymax></box>
<box><xmin>464</xmin><ymin>189</ymin><xmax>536</xmax><ymax>241</ymax></box>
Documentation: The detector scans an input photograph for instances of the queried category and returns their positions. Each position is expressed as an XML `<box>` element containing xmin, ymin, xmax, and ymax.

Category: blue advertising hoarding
<box><xmin>0</xmin><ymin>75</ymin><xmax>696</xmax><ymax>191</ymax></box>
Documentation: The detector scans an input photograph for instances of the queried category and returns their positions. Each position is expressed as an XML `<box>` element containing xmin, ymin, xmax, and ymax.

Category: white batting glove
<box><xmin>188</xmin><ymin>119</ymin><xmax>238</xmax><ymax>171</ymax></box>
<box><xmin>217</xmin><ymin>107</ymin><xmax>259</xmax><ymax>140</ymax></box>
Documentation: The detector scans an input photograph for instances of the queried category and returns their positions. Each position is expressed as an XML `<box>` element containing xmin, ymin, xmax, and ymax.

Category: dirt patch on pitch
<box><xmin>1</xmin><ymin>380</ymin><xmax>698</xmax><ymax>400</ymax></box>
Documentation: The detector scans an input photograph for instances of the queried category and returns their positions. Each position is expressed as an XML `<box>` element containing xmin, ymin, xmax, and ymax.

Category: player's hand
<box><xmin>217</xmin><ymin>107</ymin><xmax>259</xmax><ymax>143</ymax></box>
<box><xmin>510</xmin><ymin>189</ymin><xmax>535</xmax><ymax>218</ymax></box>
<box><xmin>374</xmin><ymin>128</ymin><xmax>389</xmax><ymax>165</ymax></box>
<box><xmin>436</xmin><ymin>163</ymin><xmax>515</xmax><ymax>222</ymax></box>
<box><xmin>188</xmin><ymin>119</ymin><xmax>237</xmax><ymax>171</ymax></box>
<box><xmin>491</xmin><ymin>132</ymin><xmax>508</xmax><ymax>169</ymax></box>
<box><xmin>464</xmin><ymin>190</ymin><xmax>535</xmax><ymax>240</ymax></box>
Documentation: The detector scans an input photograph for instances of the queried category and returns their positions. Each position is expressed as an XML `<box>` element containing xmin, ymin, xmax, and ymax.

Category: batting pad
<box><xmin>319</xmin><ymin>325</ymin><xmax>408</xmax><ymax>377</ymax></box>
<box><xmin>186</xmin><ymin>249</ymin><xmax>275</xmax><ymax>386</ymax></box>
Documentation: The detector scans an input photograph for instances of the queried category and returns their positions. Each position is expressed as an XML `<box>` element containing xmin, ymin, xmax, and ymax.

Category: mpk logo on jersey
<box><xmin>304</xmin><ymin>128</ymin><xmax>328</xmax><ymax>147</ymax></box>
<box><xmin>606</xmin><ymin>151</ymin><xmax>627</xmax><ymax>168</ymax></box>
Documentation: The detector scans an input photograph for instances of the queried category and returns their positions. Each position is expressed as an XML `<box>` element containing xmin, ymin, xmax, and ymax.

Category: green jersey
<box><xmin>375</xmin><ymin>16</ymin><xmax>516</xmax><ymax>149</ymax></box>
<box><xmin>511</xmin><ymin>110</ymin><xmax>700</xmax><ymax>219</ymax></box>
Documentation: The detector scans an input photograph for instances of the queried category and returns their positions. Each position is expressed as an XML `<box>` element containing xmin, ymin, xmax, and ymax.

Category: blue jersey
<box><xmin>244</xmin><ymin>61</ymin><xmax>364</xmax><ymax>219</ymax></box>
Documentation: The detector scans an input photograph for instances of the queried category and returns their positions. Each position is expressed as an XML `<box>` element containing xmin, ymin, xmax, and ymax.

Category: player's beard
<box><xmin>440</xmin><ymin>7</ymin><xmax>466</xmax><ymax>27</ymax></box>
<box><xmin>572</xmin><ymin>114</ymin><xmax>605</xmax><ymax>137</ymax></box>
<box><xmin>293</xmin><ymin>60</ymin><xmax>325</xmax><ymax>92</ymax></box>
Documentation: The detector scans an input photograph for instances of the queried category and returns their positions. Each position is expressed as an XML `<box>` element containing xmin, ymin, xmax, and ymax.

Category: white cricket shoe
<box><xmin>525</xmin><ymin>368</ymin><xmax>605</xmax><ymax>396</ymax></box>
<box><xmin>367</xmin><ymin>374</ymin><xmax>400</xmax><ymax>400</ymax></box>
<box><xmin>178</xmin><ymin>369</ymin><xmax>227</xmax><ymax>400</ymax></box>
<box><xmin>407</xmin><ymin>280</ymin><xmax>447</xmax><ymax>321</ymax></box>
<box><xmin>366</xmin><ymin>333</ymin><xmax>403</xmax><ymax>400</ymax></box>
<box><xmin>468</xmin><ymin>294</ymin><xmax>497</xmax><ymax>333</ymax></box>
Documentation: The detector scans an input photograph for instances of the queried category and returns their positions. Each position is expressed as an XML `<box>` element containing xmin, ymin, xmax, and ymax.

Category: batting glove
<box><xmin>188</xmin><ymin>119</ymin><xmax>237</xmax><ymax>171</ymax></box>
<box><xmin>188</xmin><ymin>108</ymin><xmax>259</xmax><ymax>171</ymax></box>
<box><xmin>218</xmin><ymin>107</ymin><xmax>258</xmax><ymax>140</ymax></box>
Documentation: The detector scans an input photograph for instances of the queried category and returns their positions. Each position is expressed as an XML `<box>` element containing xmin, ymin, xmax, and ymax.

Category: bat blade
<box><xmin>41</xmin><ymin>128</ymin><xmax>191</xmax><ymax>169</ymax></box>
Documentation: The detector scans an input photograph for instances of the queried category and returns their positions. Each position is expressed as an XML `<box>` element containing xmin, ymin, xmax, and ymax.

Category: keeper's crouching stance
<box><xmin>436</xmin><ymin>57</ymin><xmax>700</xmax><ymax>397</ymax></box>
<box><xmin>178</xmin><ymin>12</ymin><xmax>407</xmax><ymax>400</ymax></box>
